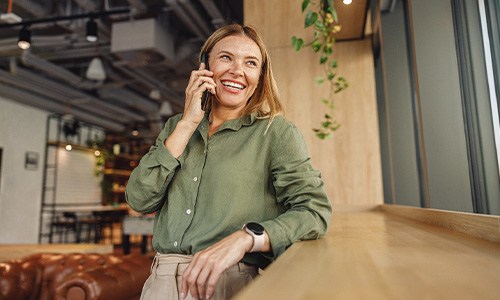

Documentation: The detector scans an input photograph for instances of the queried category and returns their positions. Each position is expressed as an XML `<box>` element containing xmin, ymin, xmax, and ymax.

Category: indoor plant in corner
<box><xmin>292</xmin><ymin>0</ymin><xmax>349</xmax><ymax>139</ymax></box>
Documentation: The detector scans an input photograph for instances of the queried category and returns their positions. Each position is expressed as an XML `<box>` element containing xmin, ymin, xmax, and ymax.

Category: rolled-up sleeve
<box><xmin>125</xmin><ymin>115</ymin><xmax>182</xmax><ymax>214</ymax></box>
<box><xmin>260</xmin><ymin>123</ymin><xmax>332</xmax><ymax>257</ymax></box>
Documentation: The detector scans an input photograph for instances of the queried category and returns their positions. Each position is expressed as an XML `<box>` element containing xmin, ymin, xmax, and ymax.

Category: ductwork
<box><xmin>20</xmin><ymin>52</ymin><xmax>97</xmax><ymax>90</ymax></box>
<box><xmin>2</xmin><ymin>66</ymin><xmax>146</xmax><ymax>122</ymax></box>
<box><xmin>111</xmin><ymin>63</ymin><xmax>183</xmax><ymax>110</ymax></box>
<box><xmin>0</xmin><ymin>68</ymin><xmax>127</xmax><ymax>124</ymax></box>
<box><xmin>199</xmin><ymin>0</ymin><xmax>225</xmax><ymax>28</ymax></box>
<box><xmin>165</xmin><ymin>0</ymin><xmax>208</xmax><ymax>39</ymax></box>
<box><xmin>98</xmin><ymin>87</ymin><xmax>159</xmax><ymax>113</ymax></box>
<box><xmin>0</xmin><ymin>82</ymin><xmax>125</xmax><ymax>132</ymax></box>
<box><xmin>177</xmin><ymin>0</ymin><xmax>212</xmax><ymax>37</ymax></box>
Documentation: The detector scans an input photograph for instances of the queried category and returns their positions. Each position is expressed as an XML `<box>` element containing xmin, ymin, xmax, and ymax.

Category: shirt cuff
<box><xmin>152</xmin><ymin>141</ymin><xmax>181</xmax><ymax>170</ymax></box>
<box><xmin>259</xmin><ymin>219</ymin><xmax>291</xmax><ymax>258</ymax></box>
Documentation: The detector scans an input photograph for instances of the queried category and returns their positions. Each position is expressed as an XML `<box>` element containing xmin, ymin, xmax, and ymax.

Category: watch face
<box><xmin>246</xmin><ymin>222</ymin><xmax>264</xmax><ymax>235</ymax></box>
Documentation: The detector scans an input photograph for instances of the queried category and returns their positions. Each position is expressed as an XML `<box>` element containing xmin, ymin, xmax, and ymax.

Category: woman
<box><xmin>126</xmin><ymin>24</ymin><xmax>332</xmax><ymax>300</ymax></box>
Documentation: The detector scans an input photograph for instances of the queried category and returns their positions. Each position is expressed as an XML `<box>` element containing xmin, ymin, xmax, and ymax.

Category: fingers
<box><xmin>186</xmin><ymin>64</ymin><xmax>214</xmax><ymax>92</ymax></box>
<box><xmin>181</xmin><ymin>253</ymin><xmax>220</xmax><ymax>300</ymax></box>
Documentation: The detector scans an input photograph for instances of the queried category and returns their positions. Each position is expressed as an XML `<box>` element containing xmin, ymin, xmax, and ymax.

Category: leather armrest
<box><xmin>54</xmin><ymin>254</ymin><xmax>151</xmax><ymax>300</ymax></box>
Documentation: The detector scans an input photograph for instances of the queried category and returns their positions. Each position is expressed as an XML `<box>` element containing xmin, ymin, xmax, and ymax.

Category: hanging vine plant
<box><xmin>292</xmin><ymin>0</ymin><xmax>349</xmax><ymax>139</ymax></box>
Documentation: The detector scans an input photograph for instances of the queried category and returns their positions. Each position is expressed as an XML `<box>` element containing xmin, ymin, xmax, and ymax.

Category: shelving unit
<box><xmin>101</xmin><ymin>136</ymin><xmax>150</xmax><ymax>205</ymax></box>
<box><xmin>38</xmin><ymin>114</ymin><xmax>106</xmax><ymax>243</ymax></box>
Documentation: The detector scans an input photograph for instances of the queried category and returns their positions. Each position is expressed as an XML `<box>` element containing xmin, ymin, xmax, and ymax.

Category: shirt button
<box><xmin>193</xmin><ymin>177</ymin><xmax>198</xmax><ymax>182</ymax></box>
<box><xmin>186</xmin><ymin>209</ymin><xmax>192</xmax><ymax>215</ymax></box>
<box><xmin>174</xmin><ymin>241</ymin><xmax>178</xmax><ymax>247</ymax></box>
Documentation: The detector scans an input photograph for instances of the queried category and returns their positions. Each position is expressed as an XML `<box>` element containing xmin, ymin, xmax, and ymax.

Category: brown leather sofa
<box><xmin>0</xmin><ymin>252</ymin><xmax>152</xmax><ymax>300</ymax></box>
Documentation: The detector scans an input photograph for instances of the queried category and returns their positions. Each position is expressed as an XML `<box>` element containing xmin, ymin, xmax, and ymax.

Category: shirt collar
<box><xmin>219</xmin><ymin>111</ymin><xmax>259</xmax><ymax>132</ymax></box>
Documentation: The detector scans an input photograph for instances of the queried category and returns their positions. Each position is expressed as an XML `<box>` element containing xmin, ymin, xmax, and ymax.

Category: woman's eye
<box><xmin>247</xmin><ymin>61</ymin><xmax>258</xmax><ymax>67</ymax></box>
<box><xmin>220</xmin><ymin>55</ymin><xmax>230</xmax><ymax>60</ymax></box>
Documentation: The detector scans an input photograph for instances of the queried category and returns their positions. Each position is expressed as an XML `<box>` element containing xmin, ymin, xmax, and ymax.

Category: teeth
<box><xmin>222</xmin><ymin>81</ymin><xmax>245</xmax><ymax>89</ymax></box>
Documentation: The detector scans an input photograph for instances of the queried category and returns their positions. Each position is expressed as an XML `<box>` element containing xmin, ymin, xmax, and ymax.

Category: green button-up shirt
<box><xmin>126</xmin><ymin>112</ymin><xmax>332</xmax><ymax>268</ymax></box>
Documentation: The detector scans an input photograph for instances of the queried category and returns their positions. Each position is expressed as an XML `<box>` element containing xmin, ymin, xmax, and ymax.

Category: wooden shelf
<box><xmin>114</xmin><ymin>153</ymin><xmax>143</xmax><ymax>160</ymax></box>
<box><xmin>103</xmin><ymin>169</ymin><xmax>132</xmax><ymax>176</ymax></box>
<box><xmin>47</xmin><ymin>141</ymin><xmax>99</xmax><ymax>153</ymax></box>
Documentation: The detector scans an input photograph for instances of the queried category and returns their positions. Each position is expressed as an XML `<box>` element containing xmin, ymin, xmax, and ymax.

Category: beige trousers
<box><xmin>140</xmin><ymin>253</ymin><xmax>258</xmax><ymax>300</ymax></box>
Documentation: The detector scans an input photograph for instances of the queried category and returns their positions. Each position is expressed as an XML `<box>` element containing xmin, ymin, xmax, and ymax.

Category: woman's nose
<box><xmin>229</xmin><ymin>61</ymin><xmax>244</xmax><ymax>76</ymax></box>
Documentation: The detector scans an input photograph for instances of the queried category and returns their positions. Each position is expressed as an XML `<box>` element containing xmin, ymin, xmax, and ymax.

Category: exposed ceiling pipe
<box><xmin>165</xmin><ymin>0</ymin><xmax>207</xmax><ymax>38</ymax></box>
<box><xmin>11</xmin><ymin>0</ymin><xmax>50</xmax><ymax>18</ymax></box>
<box><xmin>20</xmin><ymin>52</ymin><xmax>97</xmax><ymax>89</ymax></box>
<box><xmin>0</xmin><ymin>82</ymin><xmax>125</xmax><ymax>132</ymax></box>
<box><xmin>98</xmin><ymin>88</ymin><xmax>159</xmax><ymax>112</ymax></box>
<box><xmin>12</xmin><ymin>67</ymin><xmax>146</xmax><ymax>121</ymax></box>
<box><xmin>198</xmin><ymin>0</ymin><xmax>226</xmax><ymax>28</ymax></box>
<box><xmin>34</xmin><ymin>45</ymin><xmax>111</xmax><ymax>60</ymax></box>
<box><xmin>0</xmin><ymin>68</ymin><xmax>135</xmax><ymax>123</ymax></box>
<box><xmin>126</xmin><ymin>0</ymin><xmax>147</xmax><ymax>15</ymax></box>
<box><xmin>112</xmin><ymin>63</ymin><xmax>183</xmax><ymax>109</ymax></box>
<box><xmin>177</xmin><ymin>0</ymin><xmax>212</xmax><ymax>37</ymax></box>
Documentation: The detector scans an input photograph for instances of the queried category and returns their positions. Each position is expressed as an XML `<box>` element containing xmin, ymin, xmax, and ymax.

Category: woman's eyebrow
<box><xmin>216</xmin><ymin>50</ymin><xmax>261</xmax><ymax>62</ymax></box>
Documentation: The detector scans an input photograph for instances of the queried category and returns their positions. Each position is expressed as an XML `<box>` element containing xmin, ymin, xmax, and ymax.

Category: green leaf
<box><xmin>312</xmin><ymin>40</ymin><xmax>322</xmax><ymax>52</ymax></box>
<box><xmin>331</xmin><ymin>60</ymin><xmax>338</xmax><ymax>68</ymax></box>
<box><xmin>305</xmin><ymin>11</ymin><xmax>318</xmax><ymax>28</ymax></box>
<box><xmin>323</xmin><ymin>43</ymin><xmax>333</xmax><ymax>55</ymax></box>
<box><xmin>314</xmin><ymin>20</ymin><xmax>325</xmax><ymax>31</ymax></box>
<box><xmin>315</xmin><ymin>76</ymin><xmax>324</xmax><ymax>85</ymax></box>
<box><xmin>291</xmin><ymin>36</ymin><xmax>304</xmax><ymax>51</ymax></box>
<box><xmin>320</xmin><ymin>56</ymin><xmax>328</xmax><ymax>64</ymax></box>
<box><xmin>322</xmin><ymin>121</ymin><xmax>332</xmax><ymax>128</ymax></box>
<box><xmin>325</xmin><ymin>114</ymin><xmax>331</xmax><ymax>119</ymax></box>
<box><xmin>330</xmin><ymin>7</ymin><xmax>338</xmax><ymax>23</ymax></box>
<box><xmin>315</xmin><ymin>131</ymin><xmax>328</xmax><ymax>139</ymax></box>
<box><xmin>321</xmin><ymin>98</ymin><xmax>329</xmax><ymax>104</ymax></box>
<box><xmin>327</xmin><ymin>71</ymin><xmax>335</xmax><ymax>81</ymax></box>
<box><xmin>301</xmin><ymin>0</ymin><xmax>311</xmax><ymax>12</ymax></box>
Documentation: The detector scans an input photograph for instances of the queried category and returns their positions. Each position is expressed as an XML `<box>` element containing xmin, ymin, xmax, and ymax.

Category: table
<box><xmin>49</xmin><ymin>205</ymin><xmax>129</xmax><ymax>244</ymax></box>
<box><xmin>234</xmin><ymin>205</ymin><xmax>500</xmax><ymax>300</ymax></box>
<box><xmin>122</xmin><ymin>215</ymin><xmax>154</xmax><ymax>254</ymax></box>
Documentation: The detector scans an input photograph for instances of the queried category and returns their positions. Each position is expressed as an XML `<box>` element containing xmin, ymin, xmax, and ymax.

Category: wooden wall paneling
<box><xmin>245</xmin><ymin>0</ymin><xmax>383</xmax><ymax>206</ymax></box>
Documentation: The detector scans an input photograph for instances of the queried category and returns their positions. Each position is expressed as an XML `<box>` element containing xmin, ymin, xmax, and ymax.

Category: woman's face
<box><xmin>208</xmin><ymin>35</ymin><xmax>262</xmax><ymax>112</ymax></box>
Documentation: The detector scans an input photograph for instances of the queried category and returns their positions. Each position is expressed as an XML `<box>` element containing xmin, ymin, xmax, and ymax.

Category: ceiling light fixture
<box><xmin>343</xmin><ymin>0</ymin><xmax>353</xmax><ymax>4</ymax></box>
<box><xmin>131</xmin><ymin>126</ymin><xmax>139</xmax><ymax>136</ymax></box>
<box><xmin>86</xmin><ymin>57</ymin><xmax>106</xmax><ymax>81</ymax></box>
<box><xmin>86</xmin><ymin>18</ymin><xmax>98</xmax><ymax>42</ymax></box>
<box><xmin>18</xmin><ymin>26</ymin><xmax>31</xmax><ymax>49</ymax></box>
<box><xmin>0</xmin><ymin>8</ymin><xmax>130</xmax><ymax>49</ymax></box>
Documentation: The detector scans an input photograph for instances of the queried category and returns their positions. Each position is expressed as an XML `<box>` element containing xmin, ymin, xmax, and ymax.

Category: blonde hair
<box><xmin>199</xmin><ymin>24</ymin><xmax>283</xmax><ymax>121</ymax></box>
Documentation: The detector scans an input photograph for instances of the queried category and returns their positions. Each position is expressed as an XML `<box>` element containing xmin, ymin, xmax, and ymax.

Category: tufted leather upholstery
<box><xmin>0</xmin><ymin>253</ymin><xmax>152</xmax><ymax>300</ymax></box>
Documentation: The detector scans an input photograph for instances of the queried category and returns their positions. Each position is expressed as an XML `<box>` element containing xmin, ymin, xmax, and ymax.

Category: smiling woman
<box><xmin>125</xmin><ymin>24</ymin><xmax>332</xmax><ymax>300</ymax></box>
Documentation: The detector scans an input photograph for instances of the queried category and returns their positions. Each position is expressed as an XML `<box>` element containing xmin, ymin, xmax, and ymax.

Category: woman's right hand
<box><xmin>182</xmin><ymin>62</ymin><xmax>216</xmax><ymax>126</ymax></box>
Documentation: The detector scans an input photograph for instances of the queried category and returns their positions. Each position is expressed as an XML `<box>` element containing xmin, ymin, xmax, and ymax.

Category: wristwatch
<box><xmin>243</xmin><ymin>222</ymin><xmax>265</xmax><ymax>253</ymax></box>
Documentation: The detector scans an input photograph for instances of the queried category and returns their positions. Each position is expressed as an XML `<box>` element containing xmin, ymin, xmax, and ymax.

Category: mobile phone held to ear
<box><xmin>201</xmin><ymin>52</ymin><xmax>210</xmax><ymax>111</ymax></box>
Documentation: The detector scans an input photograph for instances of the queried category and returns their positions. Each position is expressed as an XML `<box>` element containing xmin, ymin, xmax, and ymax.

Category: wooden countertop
<box><xmin>0</xmin><ymin>243</ymin><xmax>113</xmax><ymax>262</ymax></box>
<box><xmin>235</xmin><ymin>205</ymin><xmax>500</xmax><ymax>300</ymax></box>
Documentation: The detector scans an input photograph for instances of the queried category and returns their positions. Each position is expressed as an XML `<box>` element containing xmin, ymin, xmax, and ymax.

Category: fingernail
<box><xmin>206</xmin><ymin>294</ymin><xmax>210</xmax><ymax>299</ymax></box>
<box><xmin>180</xmin><ymin>292</ymin><xmax>185</xmax><ymax>299</ymax></box>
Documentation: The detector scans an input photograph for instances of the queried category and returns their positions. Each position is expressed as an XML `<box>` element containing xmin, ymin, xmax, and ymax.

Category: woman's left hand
<box><xmin>180</xmin><ymin>230</ymin><xmax>253</xmax><ymax>300</ymax></box>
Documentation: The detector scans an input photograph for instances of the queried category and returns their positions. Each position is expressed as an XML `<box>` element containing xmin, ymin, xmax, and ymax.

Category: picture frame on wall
<box><xmin>25</xmin><ymin>151</ymin><xmax>39</xmax><ymax>171</ymax></box>
<box><xmin>0</xmin><ymin>148</ymin><xmax>2</xmax><ymax>191</ymax></box>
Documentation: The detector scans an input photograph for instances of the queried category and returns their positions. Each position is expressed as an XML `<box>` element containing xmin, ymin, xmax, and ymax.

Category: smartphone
<box><xmin>201</xmin><ymin>52</ymin><xmax>210</xmax><ymax>111</ymax></box>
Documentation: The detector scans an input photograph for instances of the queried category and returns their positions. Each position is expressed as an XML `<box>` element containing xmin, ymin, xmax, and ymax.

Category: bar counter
<box><xmin>235</xmin><ymin>205</ymin><xmax>500</xmax><ymax>300</ymax></box>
